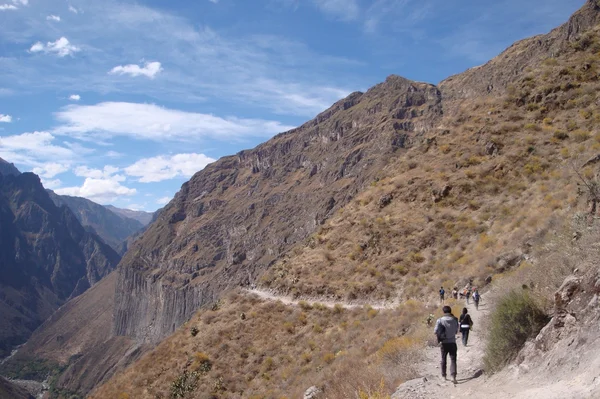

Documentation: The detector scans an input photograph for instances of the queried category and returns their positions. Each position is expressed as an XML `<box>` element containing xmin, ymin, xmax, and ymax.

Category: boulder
<box><xmin>554</xmin><ymin>276</ymin><xmax>581</xmax><ymax>310</ymax></box>
<box><xmin>303</xmin><ymin>386</ymin><xmax>321</xmax><ymax>399</ymax></box>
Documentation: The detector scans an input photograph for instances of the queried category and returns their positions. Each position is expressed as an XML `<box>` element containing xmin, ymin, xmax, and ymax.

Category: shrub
<box><xmin>553</xmin><ymin>131</ymin><xmax>568</xmax><ymax>140</ymax></box>
<box><xmin>170</xmin><ymin>371</ymin><xmax>199</xmax><ymax>398</ymax></box>
<box><xmin>190</xmin><ymin>327</ymin><xmax>199</xmax><ymax>337</ymax></box>
<box><xmin>192</xmin><ymin>352</ymin><xmax>212</xmax><ymax>373</ymax></box>
<box><xmin>484</xmin><ymin>290</ymin><xmax>549</xmax><ymax>373</ymax></box>
<box><xmin>572</xmin><ymin>130</ymin><xmax>591</xmax><ymax>143</ymax></box>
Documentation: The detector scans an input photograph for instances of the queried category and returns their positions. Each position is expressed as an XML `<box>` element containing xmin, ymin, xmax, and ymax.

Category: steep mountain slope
<box><xmin>48</xmin><ymin>192</ymin><xmax>144</xmax><ymax>254</ymax></box>
<box><xmin>90</xmin><ymin>1</ymin><xmax>600</xmax><ymax>398</ymax></box>
<box><xmin>114</xmin><ymin>77</ymin><xmax>443</xmax><ymax>343</ymax></box>
<box><xmin>0</xmin><ymin>377</ymin><xmax>33</xmax><ymax>399</ymax></box>
<box><xmin>0</xmin><ymin>157</ymin><xmax>20</xmax><ymax>177</ymax></box>
<box><xmin>262</xmin><ymin>0</ymin><xmax>600</xmax><ymax>302</ymax></box>
<box><xmin>0</xmin><ymin>171</ymin><xmax>120</xmax><ymax>358</ymax></box>
<box><xmin>105</xmin><ymin>205</ymin><xmax>154</xmax><ymax>226</ymax></box>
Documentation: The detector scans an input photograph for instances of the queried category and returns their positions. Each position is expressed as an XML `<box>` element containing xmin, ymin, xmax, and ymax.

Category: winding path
<box><xmin>244</xmin><ymin>288</ymin><xmax>399</xmax><ymax>310</ymax></box>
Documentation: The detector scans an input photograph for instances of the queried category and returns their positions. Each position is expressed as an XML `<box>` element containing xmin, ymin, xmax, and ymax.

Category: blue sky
<box><xmin>0</xmin><ymin>0</ymin><xmax>585</xmax><ymax>211</ymax></box>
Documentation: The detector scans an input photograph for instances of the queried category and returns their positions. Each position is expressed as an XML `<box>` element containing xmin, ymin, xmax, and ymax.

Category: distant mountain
<box><xmin>105</xmin><ymin>205</ymin><xmax>153</xmax><ymax>226</ymax></box>
<box><xmin>0</xmin><ymin>157</ymin><xmax>21</xmax><ymax>177</ymax></box>
<box><xmin>48</xmin><ymin>192</ymin><xmax>144</xmax><ymax>255</ymax></box>
<box><xmin>0</xmin><ymin>172</ymin><xmax>120</xmax><ymax>358</ymax></box>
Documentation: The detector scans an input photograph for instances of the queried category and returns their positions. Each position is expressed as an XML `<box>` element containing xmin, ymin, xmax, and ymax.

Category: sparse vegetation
<box><xmin>484</xmin><ymin>290</ymin><xmax>549</xmax><ymax>372</ymax></box>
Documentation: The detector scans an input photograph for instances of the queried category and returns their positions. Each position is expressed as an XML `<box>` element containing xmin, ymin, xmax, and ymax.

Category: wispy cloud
<box><xmin>313</xmin><ymin>0</ymin><xmax>359</xmax><ymax>21</ymax></box>
<box><xmin>0</xmin><ymin>4</ymin><xmax>17</xmax><ymax>11</ymax></box>
<box><xmin>53</xmin><ymin>102</ymin><xmax>295</xmax><ymax>142</ymax></box>
<box><xmin>109</xmin><ymin>61</ymin><xmax>163</xmax><ymax>79</ymax></box>
<box><xmin>125</xmin><ymin>153</ymin><xmax>216</xmax><ymax>183</ymax></box>
<box><xmin>0</xmin><ymin>114</ymin><xmax>12</xmax><ymax>122</ymax></box>
<box><xmin>74</xmin><ymin>165</ymin><xmax>121</xmax><ymax>179</ymax></box>
<box><xmin>69</xmin><ymin>94</ymin><xmax>81</xmax><ymax>101</ymax></box>
<box><xmin>0</xmin><ymin>1</ymin><xmax>356</xmax><ymax>117</ymax></box>
<box><xmin>30</xmin><ymin>37</ymin><xmax>80</xmax><ymax>57</ymax></box>
<box><xmin>68</xmin><ymin>5</ymin><xmax>78</xmax><ymax>14</ymax></box>
<box><xmin>46</xmin><ymin>15</ymin><xmax>60</xmax><ymax>22</ymax></box>
<box><xmin>0</xmin><ymin>131</ymin><xmax>82</xmax><ymax>166</ymax></box>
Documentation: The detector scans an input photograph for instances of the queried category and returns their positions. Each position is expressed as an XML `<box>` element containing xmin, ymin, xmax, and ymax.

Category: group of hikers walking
<box><xmin>432</xmin><ymin>283</ymin><xmax>481</xmax><ymax>384</ymax></box>
<box><xmin>439</xmin><ymin>285</ymin><xmax>481</xmax><ymax>309</ymax></box>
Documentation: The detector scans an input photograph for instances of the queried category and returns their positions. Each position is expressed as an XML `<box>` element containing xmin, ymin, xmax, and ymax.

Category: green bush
<box><xmin>484</xmin><ymin>290</ymin><xmax>549</xmax><ymax>373</ymax></box>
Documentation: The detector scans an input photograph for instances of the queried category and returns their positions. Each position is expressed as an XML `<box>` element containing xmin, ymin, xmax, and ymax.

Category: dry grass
<box><xmin>91</xmin><ymin>292</ymin><xmax>433</xmax><ymax>399</ymax></box>
<box><xmin>260</xmin><ymin>34</ymin><xmax>600</xmax><ymax>304</ymax></box>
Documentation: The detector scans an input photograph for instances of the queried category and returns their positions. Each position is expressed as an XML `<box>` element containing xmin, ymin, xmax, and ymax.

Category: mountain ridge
<box><xmin>47</xmin><ymin>191</ymin><xmax>145</xmax><ymax>255</ymax></box>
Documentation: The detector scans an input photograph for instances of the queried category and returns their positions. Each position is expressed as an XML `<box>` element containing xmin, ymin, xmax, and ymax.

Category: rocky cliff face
<box><xmin>0</xmin><ymin>172</ymin><xmax>120</xmax><ymax>357</ymax></box>
<box><xmin>0</xmin><ymin>157</ymin><xmax>20</xmax><ymax>177</ymax></box>
<box><xmin>114</xmin><ymin>76</ymin><xmax>443</xmax><ymax>342</ymax></box>
<box><xmin>48</xmin><ymin>192</ymin><xmax>145</xmax><ymax>254</ymax></box>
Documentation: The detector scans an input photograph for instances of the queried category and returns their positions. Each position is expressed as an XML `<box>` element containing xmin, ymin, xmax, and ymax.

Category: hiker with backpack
<box><xmin>473</xmin><ymin>290</ymin><xmax>481</xmax><ymax>310</ymax></box>
<box><xmin>458</xmin><ymin>308</ymin><xmax>473</xmax><ymax>346</ymax></box>
<box><xmin>465</xmin><ymin>288</ymin><xmax>471</xmax><ymax>304</ymax></box>
<box><xmin>452</xmin><ymin>287</ymin><xmax>458</xmax><ymax>299</ymax></box>
<box><xmin>439</xmin><ymin>287</ymin><xmax>445</xmax><ymax>303</ymax></box>
<box><xmin>434</xmin><ymin>305</ymin><xmax>459</xmax><ymax>384</ymax></box>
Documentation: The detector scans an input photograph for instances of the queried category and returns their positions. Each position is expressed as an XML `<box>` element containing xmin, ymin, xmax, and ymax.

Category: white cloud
<box><xmin>109</xmin><ymin>61</ymin><xmax>162</xmax><ymax>79</ymax></box>
<box><xmin>41</xmin><ymin>178</ymin><xmax>62</xmax><ymax>189</ymax></box>
<box><xmin>56</xmin><ymin>163</ymin><xmax>134</xmax><ymax>203</ymax></box>
<box><xmin>56</xmin><ymin>178</ymin><xmax>136</xmax><ymax>203</ymax></box>
<box><xmin>125</xmin><ymin>153</ymin><xmax>215</xmax><ymax>183</ymax></box>
<box><xmin>74</xmin><ymin>165</ymin><xmax>123</xmax><ymax>180</ymax></box>
<box><xmin>46</xmin><ymin>15</ymin><xmax>61</xmax><ymax>22</ymax></box>
<box><xmin>0</xmin><ymin>114</ymin><xmax>12</xmax><ymax>122</ymax></box>
<box><xmin>106</xmin><ymin>150</ymin><xmax>123</xmax><ymax>158</ymax></box>
<box><xmin>53</xmin><ymin>102</ymin><xmax>295</xmax><ymax>141</ymax></box>
<box><xmin>12</xmin><ymin>0</ymin><xmax>28</xmax><ymax>5</ymax></box>
<box><xmin>29</xmin><ymin>37</ymin><xmax>80</xmax><ymax>57</ymax></box>
<box><xmin>313</xmin><ymin>0</ymin><xmax>359</xmax><ymax>21</ymax></box>
<box><xmin>69</xmin><ymin>94</ymin><xmax>81</xmax><ymax>101</ymax></box>
<box><xmin>68</xmin><ymin>5</ymin><xmax>78</xmax><ymax>13</ymax></box>
<box><xmin>32</xmin><ymin>162</ymin><xmax>69</xmax><ymax>178</ymax></box>
<box><xmin>0</xmin><ymin>4</ymin><xmax>17</xmax><ymax>10</ymax></box>
<box><xmin>208</xmin><ymin>0</ymin><xmax>219</xmax><ymax>3</ymax></box>
<box><xmin>157</xmin><ymin>196</ymin><xmax>171</xmax><ymax>205</ymax></box>
<box><xmin>0</xmin><ymin>132</ymin><xmax>77</xmax><ymax>165</ymax></box>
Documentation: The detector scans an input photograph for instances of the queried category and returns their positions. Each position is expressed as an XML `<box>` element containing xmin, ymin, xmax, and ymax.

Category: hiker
<box><xmin>452</xmin><ymin>287</ymin><xmax>458</xmax><ymax>299</ymax></box>
<box><xmin>465</xmin><ymin>289</ymin><xmax>471</xmax><ymax>304</ymax></box>
<box><xmin>458</xmin><ymin>308</ymin><xmax>473</xmax><ymax>346</ymax></box>
<box><xmin>439</xmin><ymin>287</ymin><xmax>445</xmax><ymax>303</ymax></box>
<box><xmin>434</xmin><ymin>305</ymin><xmax>459</xmax><ymax>383</ymax></box>
<box><xmin>473</xmin><ymin>290</ymin><xmax>481</xmax><ymax>310</ymax></box>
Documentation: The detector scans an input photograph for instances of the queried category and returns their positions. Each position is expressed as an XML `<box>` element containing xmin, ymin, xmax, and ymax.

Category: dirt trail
<box><xmin>244</xmin><ymin>288</ymin><xmax>399</xmax><ymax>310</ymax></box>
<box><xmin>392</xmin><ymin>301</ymin><xmax>489</xmax><ymax>399</ymax></box>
